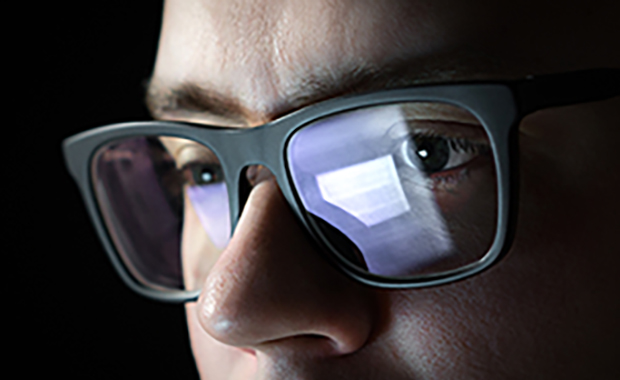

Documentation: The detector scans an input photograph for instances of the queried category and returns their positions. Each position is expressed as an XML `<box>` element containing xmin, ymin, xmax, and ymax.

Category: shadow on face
<box><xmin>147</xmin><ymin>0</ymin><xmax>620</xmax><ymax>379</ymax></box>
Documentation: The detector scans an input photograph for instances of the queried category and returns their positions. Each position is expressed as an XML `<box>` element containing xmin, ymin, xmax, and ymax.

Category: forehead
<box><xmin>151</xmin><ymin>0</ymin><xmax>602</xmax><ymax>122</ymax></box>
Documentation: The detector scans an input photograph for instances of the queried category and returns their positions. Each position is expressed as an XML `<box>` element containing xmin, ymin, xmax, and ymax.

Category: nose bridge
<box><xmin>220</xmin><ymin>124</ymin><xmax>289</xmax><ymax>231</ymax></box>
<box><xmin>231</xmin><ymin>123</ymin><xmax>286</xmax><ymax>172</ymax></box>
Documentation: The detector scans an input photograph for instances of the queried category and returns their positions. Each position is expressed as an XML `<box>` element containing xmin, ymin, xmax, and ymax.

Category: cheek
<box><xmin>381</xmin><ymin>279</ymin><xmax>544</xmax><ymax>378</ymax></box>
<box><xmin>379</xmin><ymin>229</ymin><xmax>616</xmax><ymax>380</ymax></box>
<box><xmin>374</xmin><ymin>291</ymin><xmax>482</xmax><ymax>378</ymax></box>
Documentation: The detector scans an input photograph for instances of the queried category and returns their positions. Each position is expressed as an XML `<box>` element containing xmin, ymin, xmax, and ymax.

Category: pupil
<box><xmin>191</xmin><ymin>166</ymin><xmax>217</xmax><ymax>185</ymax></box>
<box><xmin>412</xmin><ymin>136</ymin><xmax>449</xmax><ymax>173</ymax></box>
<box><xmin>200</xmin><ymin>171</ymin><xmax>213</xmax><ymax>183</ymax></box>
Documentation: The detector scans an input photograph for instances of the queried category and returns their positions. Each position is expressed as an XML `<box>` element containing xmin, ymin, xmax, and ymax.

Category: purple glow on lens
<box><xmin>288</xmin><ymin>105</ymin><xmax>454</xmax><ymax>276</ymax></box>
<box><xmin>186</xmin><ymin>183</ymin><xmax>231</xmax><ymax>249</ymax></box>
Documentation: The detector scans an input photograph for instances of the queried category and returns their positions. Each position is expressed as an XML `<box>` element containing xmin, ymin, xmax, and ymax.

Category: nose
<box><xmin>195</xmin><ymin>175</ymin><xmax>375</xmax><ymax>356</ymax></box>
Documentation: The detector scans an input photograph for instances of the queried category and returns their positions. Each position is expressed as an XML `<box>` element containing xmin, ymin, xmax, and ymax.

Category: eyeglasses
<box><xmin>63</xmin><ymin>69</ymin><xmax>619</xmax><ymax>302</ymax></box>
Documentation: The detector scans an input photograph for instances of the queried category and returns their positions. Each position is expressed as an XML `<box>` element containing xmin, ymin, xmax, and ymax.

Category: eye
<box><xmin>181</xmin><ymin>162</ymin><xmax>225</xmax><ymax>186</ymax></box>
<box><xmin>402</xmin><ymin>133</ymin><xmax>488</xmax><ymax>174</ymax></box>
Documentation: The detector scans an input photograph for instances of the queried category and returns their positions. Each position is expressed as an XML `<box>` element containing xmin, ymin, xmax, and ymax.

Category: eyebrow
<box><xmin>145</xmin><ymin>51</ymin><xmax>516</xmax><ymax>125</ymax></box>
<box><xmin>146</xmin><ymin>81</ymin><xmax>249</xmax><ymax>124</ymax></box>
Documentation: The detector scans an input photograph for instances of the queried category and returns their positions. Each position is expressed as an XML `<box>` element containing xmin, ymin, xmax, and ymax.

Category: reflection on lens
<box><xmin>287</xmin><ymin>102</ymin><xmax>498</xmax><ymax>277</ymax></box>
<box><xmin>91</xmin><ymin>136</ymin><xmax>230</xmax><ymax>291</ymax></box>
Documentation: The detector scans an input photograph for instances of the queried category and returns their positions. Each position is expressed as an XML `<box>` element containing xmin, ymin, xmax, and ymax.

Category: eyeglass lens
<box><xmin>288</xmin><ymin>102</ymin><xmax>498</xmax><ymax>277</ymax></box>
<box><xmin>91</xmin><ymin>101</ymin><xmax>498</xmax><ymax>291</ymax></box>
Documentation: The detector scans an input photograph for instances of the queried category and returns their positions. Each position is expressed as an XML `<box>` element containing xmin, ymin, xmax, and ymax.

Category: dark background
<box><xmin>15</xmin><ymin>1</ymin><xmax>199</xmax><ymax>378</ymax></box>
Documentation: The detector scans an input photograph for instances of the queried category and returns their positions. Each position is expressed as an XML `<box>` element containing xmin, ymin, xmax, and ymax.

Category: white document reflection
<box><xmin>316</xmin><ymin>155</ymin><xmax>410</xmax><ymax>227</ymax></box>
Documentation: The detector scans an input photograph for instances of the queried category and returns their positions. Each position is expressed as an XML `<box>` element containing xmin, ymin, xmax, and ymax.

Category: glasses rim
<box><xmin>63</xmin><ymin>69</ymin><xmax>620</xmax><ymax>302</ymax></box>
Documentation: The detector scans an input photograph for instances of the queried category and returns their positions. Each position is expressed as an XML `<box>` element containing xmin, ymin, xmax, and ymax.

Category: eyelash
<box><xmin>409</xmin><ymin>130</ymin><xmax>490</xmax><ymax>155</ymax></box>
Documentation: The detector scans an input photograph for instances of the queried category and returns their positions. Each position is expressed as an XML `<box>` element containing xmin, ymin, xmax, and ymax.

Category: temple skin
<box><xmin>147</xmin><ymin>0</ymin><xmax>620</xmax><ymax>379</ymax></box>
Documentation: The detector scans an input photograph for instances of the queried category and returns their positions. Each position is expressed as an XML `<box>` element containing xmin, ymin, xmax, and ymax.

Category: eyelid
<box><xmin>158</xmin><ymin>136</ymin><xmax>220</xmax><ymax>167</ymax></box>
<box><xmin>405</xmin><ymin>119</ymin><xmax>489</xmax><ymax>144</ymax></box>
<box><xmin>175</xmin><ymin>143</ymin><xmax>220</xmax><ymax>169</ymax></box>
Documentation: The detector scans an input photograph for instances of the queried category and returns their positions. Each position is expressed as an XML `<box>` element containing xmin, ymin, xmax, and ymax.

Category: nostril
<box><xmin>260</xmin><ymin>334</ymin><xmax>348</xmax><ymax>357</ymax></box>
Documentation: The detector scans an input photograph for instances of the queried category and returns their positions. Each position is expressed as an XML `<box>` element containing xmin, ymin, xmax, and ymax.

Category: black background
<box><xmin>15</xmin><ymin>1</ymin><xmax>200</xmax><ymax>378</ymax></box>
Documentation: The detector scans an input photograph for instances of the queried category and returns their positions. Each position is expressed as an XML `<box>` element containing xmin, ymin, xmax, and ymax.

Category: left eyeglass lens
<box><xmin>91</xmin><ymin>136</ymin><xmax>230</xmax><ymax>292</ymax></box>
<box><xmin>287</xmin><ymin>102</ymin><xmax>498</xmax><ymax>279</ymax></box>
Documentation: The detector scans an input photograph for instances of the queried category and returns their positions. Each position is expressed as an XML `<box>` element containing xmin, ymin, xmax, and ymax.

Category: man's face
<box><xmin>149</xmin><ymin>0</ymin><xmax>620</xmax><ymax>378</ymax></box>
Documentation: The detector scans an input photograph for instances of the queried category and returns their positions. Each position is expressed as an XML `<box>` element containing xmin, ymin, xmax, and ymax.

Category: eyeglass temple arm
<box><xmin>514</xmin><ymin>68</ymin><xmax>620</xmax><ymax>116</ymax></box>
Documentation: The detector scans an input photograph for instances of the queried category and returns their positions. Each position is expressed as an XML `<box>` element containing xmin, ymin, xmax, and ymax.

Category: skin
<box><xmin>148</xmin><ymin>0</ymin><xmax>620</xmax><ymax>378</ymax></box>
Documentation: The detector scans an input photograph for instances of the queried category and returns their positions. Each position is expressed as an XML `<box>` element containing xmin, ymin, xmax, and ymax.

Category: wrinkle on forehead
<box><xmin>155</xmin><ymin>0</ymin><xmax>618</xmax><ymax>122</ymax></box>
<box><xmin>157</xmin><ymin>0</ymin><xmax>284</xmax><ymax>116</ymax></box>
<box><xmin>269</xmin><ymin>0</ymin><xmax>437</xmax><ymax>97</ymax></box>
<box><xmin>154</xmin><ymin>0</ymin><xmax>451</xmax><ymax>120</ymax></box>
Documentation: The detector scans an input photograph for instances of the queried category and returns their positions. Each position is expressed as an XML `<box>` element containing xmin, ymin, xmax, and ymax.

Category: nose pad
<box><xmin>236</xmin><ymin>166</ymin><xmax>252</xmax><ymax>216</ymax></box>
<box><xmin>245</xmin><ymin>164</ymin><xmax>274</xmax><ymax>187</ymax></box>
<box><xmin>236</xmin><ymin>165</ymin><xmax>274</xmax><ymax>221</ymax></box>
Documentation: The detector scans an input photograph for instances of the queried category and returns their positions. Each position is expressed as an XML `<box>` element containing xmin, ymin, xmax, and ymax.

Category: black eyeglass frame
<box><xmin>63</xmin><ymin>69</ymin><xmax>620</xmax><ymax>303</ymax></box>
